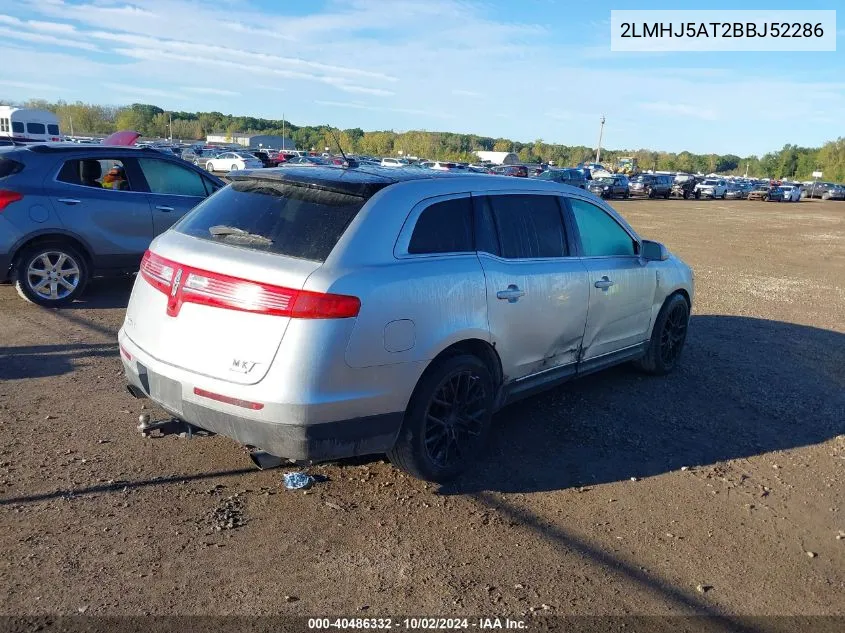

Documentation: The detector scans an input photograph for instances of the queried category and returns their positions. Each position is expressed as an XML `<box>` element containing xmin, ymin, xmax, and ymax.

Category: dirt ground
<box><xmin>0</xmin><ymin>198</ymin><xmax>843</xmax><ymax>622</ymax></box>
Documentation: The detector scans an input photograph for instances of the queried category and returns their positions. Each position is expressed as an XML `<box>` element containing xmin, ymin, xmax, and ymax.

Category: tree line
<box><xmin>10</xmin><ymin>99</ymin><xmax>845</xmax><ymax>182</ymax></box>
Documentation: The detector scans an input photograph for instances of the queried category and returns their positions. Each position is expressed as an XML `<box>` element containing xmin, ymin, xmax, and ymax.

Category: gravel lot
<box><xmin>0</xmin><ymin>198</ymin><xmax>843</xmax><ymax>621</ymax></box>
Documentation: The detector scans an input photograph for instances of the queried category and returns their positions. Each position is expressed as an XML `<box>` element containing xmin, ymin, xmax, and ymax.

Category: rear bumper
<box><xmin>129</xmin><ymin>378</ymin><xmax>402</xmax><ymax>461</ymax></box>
<box><xmin>119</xmin><ymin>329</ymin><xmax>405</xmax><ymax>462</ymax></box>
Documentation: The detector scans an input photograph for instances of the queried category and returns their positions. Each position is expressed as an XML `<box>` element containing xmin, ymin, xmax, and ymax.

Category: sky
<box><xmin>0</xmin><ymin>0</ymin><xmax>842</xmax><ymax>156</ymax></box>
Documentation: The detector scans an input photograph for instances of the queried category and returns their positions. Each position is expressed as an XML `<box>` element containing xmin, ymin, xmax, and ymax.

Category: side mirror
<box><xmin>641</xmin><ymin>239</ymin><xmax>669</xmax><ymax>261</ymax></box>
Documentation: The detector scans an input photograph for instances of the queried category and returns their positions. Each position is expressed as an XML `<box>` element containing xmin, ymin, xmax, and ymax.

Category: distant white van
<box><xmin>0</xmin><ymin>106</ymin><xmax>62</xmax><ymax>143</ymax></box>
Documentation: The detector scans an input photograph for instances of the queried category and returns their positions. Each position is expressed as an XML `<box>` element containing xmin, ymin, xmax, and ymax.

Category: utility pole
<box><xmin>595</xmin><ymin>115</ymin><xmax>606</xmax><ymax>165</ymax></box>
<box><xmin>69</xmin><ymin>115</ymin><xmax>74</xmax><ymax>137</ymax></box>
<box><xmin>168</xmin><ymin>112</ymin><xmax>172</xmax><ymax>142</ymax></box>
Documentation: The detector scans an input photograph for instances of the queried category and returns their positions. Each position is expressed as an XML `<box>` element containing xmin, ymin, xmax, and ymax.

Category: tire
<box><xmin>635</xmin><ymin>293</ymin><xmax>689</xmax><ymax>375</ymax></box>
<box><xmin>664</xmin><ymin>189</ymin><xmax>671</xmax><ymax>199</ymax></box>
<box><xmin>388</xmin><ymin>354</ymin><xmax>494</xmax><ymax>482</ymax></box>
<box><xmin>647</xmin><ymin>188</ymin><xmax>655</xmax><ymax>199</ymax></box>
<box><xmin>231</xmin><ymin>164</ymin><xmax>238</xmax><ymax>172</ymax></box>
<box><xmin>624</xmin><ymin>191</ymin><xmax>630</xmax><ymax>199</ymax></box>
<box><xmin>694</xmin><ymin>191</ymin><xmax>701</xmax><ymax>199</ymax></box>
<box><xmin>13</xmin><ymin>243</ymin><xmax>89</xmax><ymax>307</ymax></box>
<box><xmin>206</xmin><ymin>162</ymin><xmax>214</xmax><ymax>171</ymax></box>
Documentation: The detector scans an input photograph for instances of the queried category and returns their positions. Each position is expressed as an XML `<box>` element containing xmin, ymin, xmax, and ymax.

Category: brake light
<box><xmin>193</xmin><ymin>387</ymin><xmax>264</xmax><ymax>410</ymax></box>
<box><xmin>141</xmin><ymin>250</ymin><xmax>361</xmax><ymax>319</ymax></box>
<box><xmin>0</xmin><ymin>190</ymin><xmax>23</xmax><ymax>212</ymax></box>
<box><xmin>290</xmin><ymin>290</ymin><xmax>361</xmax><ymax>319</ymax></box>
<box><xmin>119</xmin><ymin>344</ymin><xmax>132</xmax><ymax>361</ymax></box>
<box><xmin>139</xmin><ymin>250</ymin><xmax>175</xmax><ymax>293</ymax></box>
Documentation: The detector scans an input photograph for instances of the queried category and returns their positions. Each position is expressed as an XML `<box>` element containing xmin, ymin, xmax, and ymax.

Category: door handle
<box><xmin>57</xmin><ymin>198</ymin><xmax>80</xmax><ymax>205</ymax></box>
<box><xmin>155</xmin><ymin>205</ymin><xmax>174</xmax><ymax>212</ymax></box>
<box><xmin>594</xmin><ymin>276</ymin><xmax>614</xmax><ymax>290</ymax></box>
<box><xmin>496</xmin><ymin>284</ymin><xmax>525</xmax><ymax>303</ymax></box>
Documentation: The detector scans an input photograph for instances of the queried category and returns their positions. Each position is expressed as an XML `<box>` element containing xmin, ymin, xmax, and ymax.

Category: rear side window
<box><xmin>57</xmin><ymin>158</ymin><xmax>133</xmax><ymax>190</ymax></box>
<box><xmin>487</xmin><ymin>194</ymin><xmax>567</xmax><ymax>259</ymax></box>
<box><xmin>175</xmin><ymin>180</ymin><xmax>366</xmax><ymax>262</ymax></box>
<box><xmin>11</xmin><ymin>122</ymin><xmax>24</xmax><ymax>133</ymax></box>
<box><xmin>408</xmin><ymin>198</ymin><xmax>473</xmax><ymax>254</ymax></box>
<box><xmin>0</xmin><ymin>158</ymin><xmax>24</xmax><ymax>179</ymax></box>
<box><xmin>47</xmin><ymin>124</ymin><xmax>60</xmax><ymax>135</ymax></box>
<box><xmin>569</xmin><ymin>198</ymin><xmax>636</xmax><ymax>257</ymax></box>
<box><xmin>27</xmin><ymin>123</ymin><xmax>46</xmax><ymax>135</ymax></box>
<box><xmin>138</xmin><ymin>158</ymin><xmax>209</xmax><ymax>197</ymax></box>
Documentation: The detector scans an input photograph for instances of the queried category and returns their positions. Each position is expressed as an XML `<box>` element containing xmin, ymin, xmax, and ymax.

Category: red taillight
<box><xmin>290</xmin><ymin>290</ymin><xmax>361</xmax><ymax>319</ymax></box>
<box><xmin>193</xmin><ymin>387</ymin><xmax>264</xmax><ymax>410</ymax></box>
<box><xmin>140</xmin><ymin>250</ymin><xmax>175</xmax><ymax>294</ymax></box>
<box><xmin>119</xmin><ymin>345</ymin><xmax>132</xmax><ymax>361</ymax></box>
<box><xmin>0</xmin><ymin>190</ymin><xmax>23</xmax><ymax>212</ymax></box>
<box><xmin>141</xmin><ymin>250</ymin><xmax>360</xmax><ymax>319</ymax></box>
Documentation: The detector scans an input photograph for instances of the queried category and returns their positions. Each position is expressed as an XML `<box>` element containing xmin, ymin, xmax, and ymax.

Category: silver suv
<box><xmin>119</xmin><ymin>166</ymin><xmax>694</xmax><ymax>482</ymax></box>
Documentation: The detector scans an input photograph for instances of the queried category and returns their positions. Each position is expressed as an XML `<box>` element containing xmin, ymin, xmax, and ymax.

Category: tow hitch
<box><xmin>137</xmin><ymin>414</ymin><xmax>207</xmax><ymax>439</ymax></box>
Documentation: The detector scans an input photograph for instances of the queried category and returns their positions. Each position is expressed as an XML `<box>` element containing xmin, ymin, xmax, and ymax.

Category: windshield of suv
<box><xmin>703</xmin><ymin>179</ymin><xmax>719</xmax><ymax>185</ymax></box>
<box><xmin>175</xmin><ymin>180</ymin><xmax>367</xmax><ymax>262</ymax></box>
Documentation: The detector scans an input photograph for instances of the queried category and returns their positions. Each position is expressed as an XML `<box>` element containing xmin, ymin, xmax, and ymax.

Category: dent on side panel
<box><xmin>344</xmin><ymin>256</ymin><xmax>489</xmax><ymax>368</ymax></box>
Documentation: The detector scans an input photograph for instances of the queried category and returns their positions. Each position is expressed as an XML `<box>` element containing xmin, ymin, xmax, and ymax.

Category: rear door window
<box><xmin>137</xmin><ymin>158</ymin><xmax>209</xmax><ymax>197</ymax></box>
<box><xmin>487</xmin><ymin>194</ymin><xmax>567</xmax><ymax>259</ymax></box>
<box><xmin>408</xmin><ymin>197</ymin><xmax>473</xmax><ymax>254</ymax></box>
<box><xmin>11</xmin><ymin>122</ymin><xmax>24</xmax><ymax>133</ymax></box>
<box><xmin>26</xmin><ymin>123</ymin><xmax>46</xmax><ymax>135</ymax></box>
<box><xmin>56</xmin><ymin>158</ymin><xmax>134</xmax><ymax>190</ymax></box>
<box><xmin>175</xmin><ymin>180</ymin><xmax>367</xmax><ymax>262</ymax></box>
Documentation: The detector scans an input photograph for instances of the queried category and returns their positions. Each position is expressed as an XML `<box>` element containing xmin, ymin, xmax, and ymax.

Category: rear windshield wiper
<box><xmin>208</xmin><ymin>225</ymin><xmax>273</xmax><ymax>246</ymax></box>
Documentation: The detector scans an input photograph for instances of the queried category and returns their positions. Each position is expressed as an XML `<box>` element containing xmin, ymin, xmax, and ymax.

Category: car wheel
<box><xmin>388</xmin><ymin>354</ymin><xmax>494</xmax><ymax>482</ymax></box>
<box><xmin>624</xmin><ymin>191</ymin><xmax>630</xmax><ymax>199</ymax></box>
<box><xmin>664</xmin><ymin>190</ymin><xmax>671</xmax><ymax>199</ymax></box>
<box><xmin>231</xmin><ymin>164</ymin><xmax>238</xmax><ymax>172</ymax></box>
<box><xmin>694</xmin><ymin>191</ymin><xmax>701</xmax><ymax>199</ymax></box>
<box><xmin>206</xmin><ymin>162</ymin><xmax>214</xmax><ymax>171</ymax></box>
<box><xmin>647</xmin><ymin>188</ymin><xmax>655</xmax><ymax>198</ymax></box>
<box><xmin>13</xmin><ymin>244</ymin><xmax>88</xmax><ymax>307</ymax></box>
<box><xmin>193</xmin><ymin>159</ymin><xmax>200</xmax><ymax>166</ymax></box>
<box><xmin>635</xmin><ymin>293</ymin><xmax>689</xmax><ymax>376</ymax></box>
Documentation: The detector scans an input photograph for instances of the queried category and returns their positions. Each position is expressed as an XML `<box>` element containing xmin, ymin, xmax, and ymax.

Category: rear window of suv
<box><xmin>0</xmin><ymin>157</ymin><xmax>24</xmax><ymax>179</ymax></box>
<box><xmin>175</xmin><ymin>180</ymin><xmax>366</xmax><ymax>262</ymax></box>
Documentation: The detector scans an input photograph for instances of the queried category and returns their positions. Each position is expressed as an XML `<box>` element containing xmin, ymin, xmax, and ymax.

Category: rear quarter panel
<box><xmin>321</xmin><ymin>181</ymin><xmax>491</xmax><ymax>369</ymax></box>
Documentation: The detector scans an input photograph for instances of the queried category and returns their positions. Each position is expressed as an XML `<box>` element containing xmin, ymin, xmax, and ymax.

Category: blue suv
<box><xmin>0</xmin><ymin>143</ymin><xmax>224</xmax><ymax>306</ymax></box>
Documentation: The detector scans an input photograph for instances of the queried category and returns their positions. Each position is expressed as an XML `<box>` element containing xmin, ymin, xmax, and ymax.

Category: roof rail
<box><xmin>26</xmin><ymin>144</ymin><xmax>159</xmax><ymax>154</ymax></box>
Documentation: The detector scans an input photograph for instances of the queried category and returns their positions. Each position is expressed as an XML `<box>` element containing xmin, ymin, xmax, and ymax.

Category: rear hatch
<box><xmin>123</xmin><ymin>174</ymin><xmax>373</xmax><ymax>385</ymax></box>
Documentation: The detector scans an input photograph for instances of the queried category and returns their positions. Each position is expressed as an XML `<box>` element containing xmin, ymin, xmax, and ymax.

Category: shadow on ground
<box><xmin>440</xmin><ymin>315</ymin><xmax>845</xmax><ymax>495</ymax></box>
<box><xmin>0</xmin><ymin>342</ymin><xmax>117</xmax><ymax>380</ymax></box>
<box><xmin>62</xmin><ymin>276</ymin><xmax>135</xmax><ymax>310</ymax></box>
